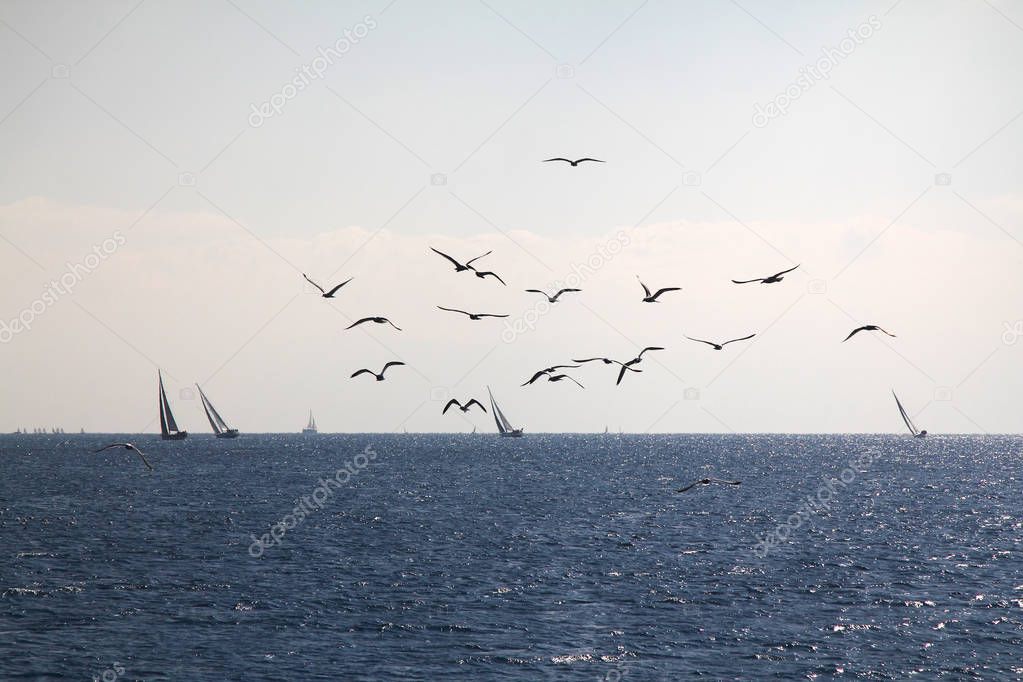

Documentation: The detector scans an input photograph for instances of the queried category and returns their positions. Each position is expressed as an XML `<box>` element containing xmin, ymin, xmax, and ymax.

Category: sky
<box><xmin>0</xmin><ymin>0</ymin><xmax>1021</xmax><ymax>434</ymax></box>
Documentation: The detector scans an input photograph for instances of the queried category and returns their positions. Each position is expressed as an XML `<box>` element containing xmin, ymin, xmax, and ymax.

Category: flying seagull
<box><xmin>522</xmin><ymin>365</ymin><xmax>582</xmax><ymax>386</ymax></box>
<box><xmin>303</xmin><ymin>274</ymin><xmax>353</xmax><ymax>298</ymax></box>
<box><xmin>572</xmin><ymin>356</ymin><xmax>619</xmax><ymax>365</ymax></box>
<box><xmin>637</xmin><ymin>276</ymin><xmax>681</xmax><ymax>303</ymax></box>
<box><xmin>684</xmin><ymin>334</ymin><xmax>756</xmax><ymax>351</ymax></box>
<box><xmin>442</xmin><ymin>398</ymin><xmax>486</xmax><ymax>414</ymax></box>
<box><xmin>543</xmin><ymin>157</ymin><xmax>605</xmax><ymax>166</ymax></box>
<box><xmin>732</xmin><ymin>264</ymin><xmax>799</xmax><ymax>285</ymax></box>
<box><xmin>430</xmin><ymin>247</ymin><xmax>491</xmax><ymax>273</ymax></box>
<box><xmin>93</xmin><ymin>442</ymin><xmax>153</xmax><ymax>471</ymax></box>
<box><xmin>676</xmin><ymin>478</ymin><xmax>741</xmax><ymax>493</ymax></box>
<box><xmin>346</xmin><ymin>317</ymin><xmax>402</xmax><ymax>331</ymax></box>
<box><xmin>617</xmin><ymin>347</ymin><xmax>664</xmax><ymax>385</ymax></box>
<box><xmin>473</xmin><ymin>270</ymin><xmax>506</xmax><ymax>285</ymax></box>
<box><xmin>525</xmin><ymin>288</ymin><xmax>581</xmax><ymax>303</ymax></box>
<box><xmin>351</xmin><ymin>361</ymin><xmax>406</xmax><ymax>381</ymax></box>
<box><xmin>437</xmin><ymin>306</ymin><xmax>509</xmax><ymax>321</ymax></box>
<box><xmin>843</xmin><ymin>325</ymin><xmax>896</xmax><ymax>342</ymax></box>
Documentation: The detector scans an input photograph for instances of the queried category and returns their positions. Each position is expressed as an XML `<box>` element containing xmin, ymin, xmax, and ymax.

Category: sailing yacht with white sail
<box><xmin>488</xmin><ymin>387</ymin><xmax>523</xmax><ymax>437</ymax></box>
<box><xmin>302</xmin><ymin>410</ymin><xmax>318</xmax><ymax>434</ymax></box>
<box><xmin>892</xmin><ymin>390</ymin><xmax>927</xmax><ymax>438</ymax></box>
<box><xmin>158</xmin><ymin>370</ymin><xmax>187</xmax><ymax>440</ymax></box>
<box><xmin>196</xmin><ymin>384</ymin><xmax>239</xmax><ymax>438</ymax></box>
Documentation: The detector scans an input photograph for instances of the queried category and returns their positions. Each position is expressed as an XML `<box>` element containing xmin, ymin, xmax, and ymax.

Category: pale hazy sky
<box><xmin>0</xmin><ymin>0</ymin><xmax>1021</xmax><ymax>433</ymax></box>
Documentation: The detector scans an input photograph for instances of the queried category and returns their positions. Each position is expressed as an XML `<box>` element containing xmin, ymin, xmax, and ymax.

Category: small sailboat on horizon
<box><xmin>302</xmin><ymin>410</ymin><xmax>318</xmax><ymax>434</ymax></box>
<box><xmin>892</xmin><ymin>390</ymin><xmax>927</xmax><ymax>438</ymax></box>
<box><xmin>196</xmin><ymin>384</ymin><xmax>239</xmax><ymax>438</ymax></box>
<box><xmin>488</xmin><ymin>386</ymin><xmax>524</xmax><ymax>437</ymax></box>
<box><xmin>158</xmin><ymin>370</ymin><xmax>187</xmax><ymax>440</ymax></box>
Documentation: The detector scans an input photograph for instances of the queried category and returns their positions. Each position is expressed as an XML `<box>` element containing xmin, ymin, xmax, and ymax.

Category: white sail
<box><xmin>197</xmin><ymin>384</ymin><xmax>232</xmax><ymax>434</ymax></box>
<box><xmin>159</xmin><ymin>371</ymin><xmax>180</xmax><ymax>434</ymax></box>
<box><xmin>487</xmin><ymin>387</ymin><xmax>522</xmax><ymax>436</ymax></box>
<box><xmin>892</xmin><ymin>390</ymin><xmax>920</xmax><ymax>436</ymax></box>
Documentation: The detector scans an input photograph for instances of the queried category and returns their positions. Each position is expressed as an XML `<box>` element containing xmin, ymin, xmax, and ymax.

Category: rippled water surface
<box><xmin>1</xmin><ymin>434</ymin><xmax>1021</xmax><ymax>680</ymax></box>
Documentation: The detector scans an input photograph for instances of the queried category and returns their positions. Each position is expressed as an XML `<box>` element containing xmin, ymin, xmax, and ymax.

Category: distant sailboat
<box><xmin>892</xmin><ymin>390</ymin><xmax>927</xmax><ymax>438</ymax></box>
<box><xmin>158</xmin><ymin>370</ymin><xmax>188</xmax><ymax>440</ymax></box>
<box><xmin>488</xmin><ymin>387</ymin><xmax>524</xmax><ymax>437</ymax></box>
<box><xmin>302</xmin><ymin>410</ymin><xmax>318</xmax><ymax>434</ymax></box>
<box><xmin>196</xmin><ymin>384</ymin><xmax>239</xmax><ymax>438</ymax></box>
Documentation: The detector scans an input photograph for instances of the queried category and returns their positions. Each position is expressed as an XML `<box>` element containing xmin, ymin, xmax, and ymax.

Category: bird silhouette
<box><xmin>637</xmin><ymin>276</ymin><xmax>681</xmax><ymax>303</ymax></box>
<box><xmin>617</xmin><ymin>347</ymin><xmax>664</xmax><ymax>385</ymax></box>
<box><xmin>430</xmin><ymin>247</ymin><xmax>491</xmax><ymax>272</ymax></box>
<box><xmin>525</xmin><ymin>288</ymin><xmax>581</xmax><ymax>303</ymax></box>
<box><xmin>545</xmin><ymin>374</ymin><xmax>585</xmax><ymax>388</ymax></box>
<box><xmin>351</xmin><ymin>361</ymin><xmax>406</xmax><ymax>381</ymax></box>
<box><xmin>93</xmin><ymin>442</ymin><xmax>153</xmax><ymax>470</ymax></box>
<box><xmin>522</xmin><ymin>365</ymin><xmax>582</xmax><ymax>386</ymax></box>
<box><xmin>442</xmin><ymin>398</ymin><xmax>486</xmax><ymax>414</ymax></box>
<box><xmin>684</xmin><ymin>334</ymin><xmax>756</xmax><ymax>351</ymax></box>
<box><xmin>732</xmin><ymin>264</ymin><xmax>799</xmax><ymax>284</ymax></box>
<box><xmin>346</xmin><ymin>317</ymin><xmax>402</xmax><ymax>331</ymax></box>
<box><xmin>542</xmin><ymin>157</ymin><xmax>605</xmax><ymax>166</ymax></box>
<box><xmin>843</xmin><ymin>325</ymin><xmax>896</xmax><ymax>342</ymax></box>
<box><xmin>437</xmin><ymin>306</ymin><xmax>508</xmax><ymax>321</ymax></box>
<box><xmin>303</xmin><ymin>274</ymin><xmax>353</xmax><ymax>298</ymax></box>
<box><xmin>473</xmin><ymin>270</ymin><xmax>506</xmax><ymax>285</ymax></box>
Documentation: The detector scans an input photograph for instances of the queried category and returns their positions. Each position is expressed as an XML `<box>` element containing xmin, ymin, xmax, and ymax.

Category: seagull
<box><xmin>525</xmin><ymin>288</ymin><xmax>581</xmax><ymax>303</ymax></box>
<box><xmin>430</xmin><ymin>247</ymin><xmax>491</xmax><ymax>273</ymax></box>
<box><xmin>675</xmin><ymin>478</ymin><xmax>741</xmax><ymax>493</ymax></box>
<box><xmin>346</xmin><ymin>317</ymin><xmax>402</xmax><ymax>331</ymax></box>
<box><xmin>684</xmin><ymin>334</ymin><xmax>756</xmax><ymax>351</ymax></box>
<box><xmin>473</xmin><ymin>270</ymin><xmax>506</xmax><ymax>285</ymax></box>
<box><xmin>542</xmin><ymin>157</ymin><xmax>605</xmax><ymax>166</ymax></box>
<box><xmin>546</xmin><ymin>374</ymin><xmax>585</xmax><ymax>388</ymax></box>
<box><xmin>351</xmin><ymin>361</ymin><xmax>406</xmax><ymax>381</ymax></box>
<box><xmin>437</xmin><ymin>306</ymin><xmax>509</xmax><ymax>321</ymax></box>
<box><xmin>522</xmin><ymin>365</ymin><xmax>582</xmax><ymax>386</ymax></box>
<box><xmin>637</xmin><ymin>276</ymin><xmax>681</xmax><ymax>303</ymax></box>
<box><xmin>302</xmin><ymin>274</ymin><xmax>353</xmax><ymax>298</ymax></box>
<box><xmin>442</xmin><ymin>398</ymin><xmax>486</xmax><ymax>414</ymax></box>
<box><xmin>732</xmin><ymin>264</ymin><xmax>799</xmax><ymax>285</ymax></box>
<box><xmin>93</xmin><ymin>442</ymin><xmax>153</xmax><ymax>471</ymax></box>
<box><xmin>617</xmin><ymin>347</ymin><xmax>664</xmax><ymax>385</ymax></box>
<box><xmin>843</xmin><ymin>325</ymin><xmax>896</xmax><ymax>342</ymax></box>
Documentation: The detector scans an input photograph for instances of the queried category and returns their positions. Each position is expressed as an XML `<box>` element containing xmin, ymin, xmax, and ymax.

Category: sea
<box><xmin>1</xmin><ymin>433</ymin><xmax>1020</xmax><ymax>680</ymax></box>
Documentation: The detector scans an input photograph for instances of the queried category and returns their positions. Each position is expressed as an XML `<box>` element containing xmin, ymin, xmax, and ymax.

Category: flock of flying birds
<box><xmin>93</xmin><ymin>158</ymin><xmax>900</xmax><ymax>488</ymax></box>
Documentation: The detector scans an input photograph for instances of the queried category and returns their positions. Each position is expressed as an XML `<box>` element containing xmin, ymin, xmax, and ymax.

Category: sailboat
<box><xmin>158</xmin><ymin>370</ymin><xmax>188</xmax><ymax>440</ymax></box>
<box><xmin>196</xmin><ymin>384</ymin><xmax>239</xmax><ymax>438</ymax></box>
<box><xmin>892</xmin><ymin>390</ymin><xmax>927</xmax><ymax>438</ymax></box>
<box><xmin>487</xmin><ymin>386</ymin><xmax>524</xmax><ymax>437</ymax></box>
<box><xmin>302</xmin><ymin>410</ymin><xmax>318</xmax><ymax>434</ymax></box>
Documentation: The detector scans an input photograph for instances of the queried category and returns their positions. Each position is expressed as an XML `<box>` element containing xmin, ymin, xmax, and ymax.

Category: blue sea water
<box><xmin>1</xmin><ymin>433</ymin><xmax>1021</xmax><ymax>680</ymax></box>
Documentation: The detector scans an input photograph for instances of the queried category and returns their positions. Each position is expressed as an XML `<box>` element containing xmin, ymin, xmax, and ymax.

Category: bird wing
<box><xmin>525</xmin><ymin>289</ymin><xmax>547</xmax><ymax>297</ymax></box>
<box><xmin>324</xmin><ymin>278</ymin><xmax>353</xmax><ymax>296</ymax></box>
<box><xmin>563</xmin><ymin>375</ymin><xmax>585</xmax><ymax>388</ymax></box>
<box><xmin>772</xmin><ymin>264</ymin><xmax>800</xmax><ymax>278</ymax></box>
<box><xmin>523</xmin><ymin>370</ymin><xmax>548</xmax><ymax>386</ymax></box>
<box><xmin>685</xmin><ymin>336</ymin><xmax>718</xmax><ymax>348</ymax></box>
<box><xmin>842</xmin><ymin>327</ymin><xmax>865</xmax><ymax>342</ymax></box>
<box><xmin>346</xmin><ymin>318</ymin><xmax>370</xmax><ymax>329</ymax></box>
<box><xmin>638</xmin><ymin>346</ymin><xmax>665</xmax><ymax>358</ymax></box>
<box><xmin>302</xmin><ymin>273</ymin><xmax>326</xmax><ymax>294</ymax></box>
<box><xmin>675</xmin><ymin>480</ymin><xmax>701</xmax><ymax>493</ymax></box>
<box><xmin>430</xmin><ymin>247</ymin><xmax>463</xmax><ymax>268</ymax></box>
<box><xmin>550</xmin><ymin>364</ymin><xmax>581</xmax><ymax>370</ymax></box>
<box><xmin>616</xmin><ymin>363</ymin><xmax>629</xmax><ymax>386</ymax></box>
<box><xmin>385</xmin><ymin>318</ymin><xmax>403</xmax><ymax>331</ymax></box>
<box><xmin>465</xmin><ymin>250</ymin><xmax>492</xmax><ymax>268</ymax></box>
<box><xmin>437</xmin><ymin>306</ymin><xmax>470</xmax><ymax>317</ymax></box>
<box><xmin>709</xmin><ymin>478</ymin><xmax>741</xmax><ymax>485</ymax></box>
<box><xmin>551</xmin><ymin>288</ymin><xmax>581</xmax><ymax>301</ymax></box>
<box><xmin>721</xmin><ymin>334</ymin><xmax>756</xmax><ymax>346</ymax></box>
<box><xmin>651</xmin><ymin>287</ymin><xmax>681</xmax><ymax>299</ymax></box>
<box><xmin>93</xmin><ymin>443</ymin><xmax>127</xmax><ymax>453</ymax></box>
<box><xmin>464</xmin><ymin>399</ymin><xmax>486</xmax><ymax>413</ymax></box>
<box><xmin>381</xmin><ymin>361</ymin><xmax>406</xmax><ymax>373</ymax></box>
<box><xmin>731</xmin><ymin>277</ymin><xmax>763</xmax><ymax>284</ymax></box>
<box><xmin>476</xmin><ymin>313</ymin><xmax>509</xmax><ymax>318</ymax></box>
<box><xmin>442</xmin><ymin>399</ymin><xmax>460</xmax><ymax>414</ymax></box>
<box><xmin>878</xmin><ymin>327</ymin><xmax>897</xmax><ymax>338</ymax></box>
<box><xmin>572</xmin><ymin>358</ymin><xmax>603</xmax><ymax>363</ymax></box>
<box><xmin>131</xmin><ymin>447</ymin><xmax>154</xmax><ymax>471</ymax></box>
<box><xmin>477</xmin><ymin>271</ymin><xmax>506</xmax><ymax>285</ymax></box>
<box><xmin>637</xmin><ymin>277</ymin><xmax>652</xmax><ymax>298</ymax></box>
<box><xmin>542</xmin><ymin>158</ymin><xmax>572</xmax><ymax>163</ymax></box>
<box><xmin>575</xmin><ymin>158</ymin><xmax>605</xmax><ymax>164</ymax></box>
<box><xmin>350</xmin><ymin>369</ymin><xmax>374</xmax><ymax>379</ymax></box>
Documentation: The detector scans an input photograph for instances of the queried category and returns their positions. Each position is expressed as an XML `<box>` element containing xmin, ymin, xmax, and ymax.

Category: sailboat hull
<box><xmin>161</xmin><ymin>431</ymin><xmax>188</xmax><ymax>441</ymax></box>
<box><xmin>499</xmin><ymin>430</ymin><xmax>524</xmax><ymax>438</ymax></box>
<box><xmin>215</xmin><ymin>429</ymin><xmax>239</xmax><ymax>439</ymax></box>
